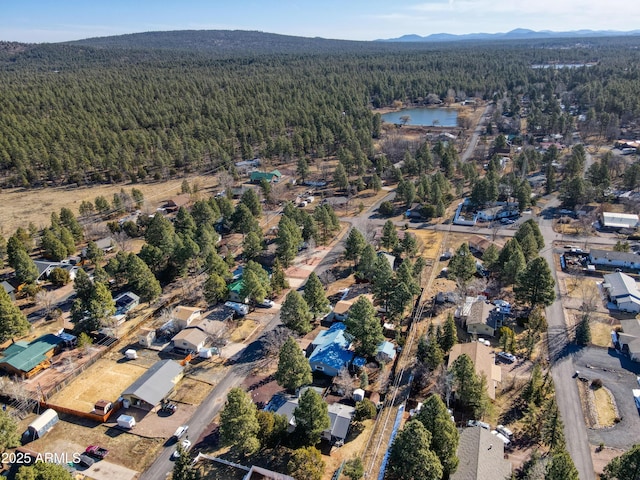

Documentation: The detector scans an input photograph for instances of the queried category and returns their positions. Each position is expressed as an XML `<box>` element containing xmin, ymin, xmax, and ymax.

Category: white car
<box><xmin>225</xmin><ymin>301</ymin><xmax>249</xmax><ymax>316</ymax></box>
<box><xmin>491</xmin><ymin>430</ymin><xmax>511</xmax><ymax>445</ymax></box>
<box><xmin>497</xmin><ymin>425</ymin><xmax>513</xmax><ymax>438</ymax></box>
<box><xmin>173</xmin><ymin>425</ymin><xmax>189</xmax><ymax>439</ymax></box>
<box><xmin>172</xmin><ymin>439</ymin><xmax>191</xmax><ymax>459</ymax></box>
<box><xmin>257</xmin><ymin>299</ymin><xmax>275</xmax><ymax>308</ymax></box>
<box><xmin>497</xmin><ymin>352</ymin><xmax>516</xmax><ymax>363</ymax></box>
<box><xmin>467</xmin><ymin>420</ymin><xmax>490</xmax><ymax>430</ymax></box>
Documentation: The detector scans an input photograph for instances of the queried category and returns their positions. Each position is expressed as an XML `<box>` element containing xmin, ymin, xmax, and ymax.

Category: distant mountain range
<box><xmin>378</xmin><ymin>28</ymin><xmax>640</xmax><ymax>42</ymax></box>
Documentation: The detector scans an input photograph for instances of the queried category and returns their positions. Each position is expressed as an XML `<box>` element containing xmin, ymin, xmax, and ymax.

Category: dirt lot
<box><xmin>412</xmin><ymin>229</ymin><xmax>444</xmax><ymax>260</ymax></box>
<box><xmin>169</xmin><ymin>377</ymin><xmax>213</xmax><ymax>406</ymax></box>
<box><xmin>47</xmin><ymin>359</ymin><xmax>147</xmax><ymax>412</ymax></box>
<box><xmin>25</xmin><ymin>413</ymin><xmax>164</xmax><ymax>473</ymax></box>
<box><xmin>0</xmin><ymin>173</ymin><xmax>219</xmax><ymax>235</ymax></box>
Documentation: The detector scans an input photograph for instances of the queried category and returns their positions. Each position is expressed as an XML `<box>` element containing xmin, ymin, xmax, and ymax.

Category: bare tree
<box><xmin>433</xmin><ymin>365</ymin><xmax>454</xmax><ymax>407</ymax></box>
<box><xmin>35</xmin><ymin>290</ymin><xmax>56</xmax><ymax>318</ymax></box>
<box><xmin>217</xmin><ymin>170</ymin><xmax>235</xmax><ymax>194</ymax></box>
<box><xmin>113</xmin><ymin>231</ymin><xmax>131</xmax><ymax>252</ymax></box>
<box><xmin>262</xmin><ymin>327</ymin><xmax>291</xmax><ymax>358</ymax></box>
<box><xmin>334</xmin><ymin>368</ymin><xmax>355</xmax><ymax>398</ymax></box>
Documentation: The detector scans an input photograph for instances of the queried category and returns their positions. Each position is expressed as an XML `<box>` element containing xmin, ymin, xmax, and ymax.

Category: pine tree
<box><xmin>345</xmin><ymin>296</ymin><xmax>384</xmax><ymax>357</ymax></box>
<box><xmin>448</xmin><ymin>243</ymin><xmax>476</xmax><ymax>285</ymax></box>
<box><xmin>270</xmin><ymin>258</ymin><xmax>289</xmax><ymax>295</ymax></box>
<box><xmin>515</xmin><ymin>257</ymin><xmax>556</xmax><ymax>307</ymax></box>
<box><xmin>240</xmin><ymin>188</ymin><xmax>262</xmax><ymax>218</ymax></box>
<box><xmin>219</xmin><ymin>387</ymin><xmax>260</xmax><ymax>455</ymax></box>
<box><xmin>334</xmin><ymin>162</ymin><xmax>349</xmax><ymax>191</ymax></box>
<box><xmin>0</xmin><ymin>287</ymin><xmax>29</xmax><ymax>343</ymax></box>
<box><xmin>545</xmin><ymin>450</ymin><xmax>579</xmax><ymax>480</ymax></box>
<box><xmin>415</xmin><ymin>395</ymin><xmax>460</xmax><ymax>477</ymax></box>
<box><xmin>303</xmin><ymin>272</ymin><xmax>330</xmax><ymax>319</ymax></box>
<box><xmin>12</xmin><ymin>249</ymin><xmax>38</xmax><ymax>284</ymax></box>
<box><xmin>280</xmin><ymin>290</ymin><xmax>313</xmax><ymax>335</ymax></box>
<box><xmin>575</xmin><ymin>314</ymin><xmax>592</xmax><ymax>346</ymax></box>
<box><xmin>380</xmin><ymin>220</ymin><xmax>398</xmax><ymax>251</ymax></box>
<box><xmin>387</xmin><ymin>420</ymin><xmax>443</xmax><ymax>480</ymax></box>
<box><xmin>602</xmin><ymin>444</ymin><xmax>640</xmax><ymax>480</ymax></box>
<box><xmin>125</xmin><ymin>253</ymin><xmax>162</xmax><ymax>302</ymax></box>
<box><xmin>288</xmin><ymin>446</ymin><xmax>325</xmax><ymax>480</ymax></box>
<box><xmin>294</xmin><ymin>389</ymin><xmax>331</xmax><ymax>446</ymax></box>
<box><xmin>344</xmin><ymin>228</ymin><xmax>366</xmax><ymax>266</ymax></box>
<box><xmin>203</xmin><ymin>273</ymin><xmax>228</xmax><ymax>305</ymax></box>
<box><xmin>439</xmin><ymin>314</ymin><xmax>457</xmax><ymax>353</ymax></box>
<box><xmin>275</xmin><ymin>337</ymin><xmax>313</xmax><ymax>391</ymax></box>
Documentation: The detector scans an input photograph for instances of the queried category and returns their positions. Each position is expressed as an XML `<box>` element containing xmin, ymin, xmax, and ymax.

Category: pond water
<box><xmin>381</xmin><ymin>107</ymin><xmax>458</xmax><ymax>127</ymax></box>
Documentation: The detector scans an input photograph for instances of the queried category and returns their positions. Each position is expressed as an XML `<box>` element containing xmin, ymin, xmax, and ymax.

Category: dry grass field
<box><xmin>412</xmin><ymin>229</ymin><xmax>443</xmax><ymax>260</ymax></box>
<box><xmin>47</xmin><ymin>359</ymin><xmax>147</xmax><ymax>412</ymax></box>
<box><xmin>230</xmin><ymin>319</ymin><xmax>259</xmax><ymax>343</ymax></box>
<box><xmin>169</xmin><ymin>377</ymin><xmax>213</xmax><ymax>405</ymax></box>
<box><xmin>0</xmin><ymin>173</ymin><xmax>219</xmax><ymax>235</ymax></box>
<box><xmin>593</xmin><ymin>387</ymin><xmax>617</xmax><ymax>427</ymax></box>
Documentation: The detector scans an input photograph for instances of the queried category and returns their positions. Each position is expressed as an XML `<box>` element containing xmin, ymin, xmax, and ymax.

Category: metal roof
<box><xmin>0</xmin><ymin>334</ymin><xmax>64</xmax><ymax>373</ymax></box>
<box><xmin>122</xmin><ymin>359</ymin><xmax>183</xmax><ymax>406</ymax></box>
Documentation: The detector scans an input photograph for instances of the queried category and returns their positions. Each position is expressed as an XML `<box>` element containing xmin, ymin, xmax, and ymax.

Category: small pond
<box><xmin>381</xmin><ymin>107</ymin><xmax>458</xmax><ymax>127</ymax></box>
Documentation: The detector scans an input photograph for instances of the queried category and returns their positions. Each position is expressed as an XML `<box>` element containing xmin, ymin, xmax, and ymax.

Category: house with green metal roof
<box><xmin>227</xmin><ymin>279</ymin><xmax>248</xmax><ymax>303</ymax></box>
<box><xmin>250</xmin><ymin>170</ymin><xmax>282</xmax><ymax>184</ymax></box>
<box><xmin>0</xmin><ymin>334</ymin><xmax>64</xmax><ymax>378</ymax></box>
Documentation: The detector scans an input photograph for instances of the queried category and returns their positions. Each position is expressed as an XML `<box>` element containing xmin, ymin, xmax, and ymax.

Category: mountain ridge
<box><xmin>378</xmin><ymin>28</ymin><xmax>640</xmax><ymax>42</ymax></box>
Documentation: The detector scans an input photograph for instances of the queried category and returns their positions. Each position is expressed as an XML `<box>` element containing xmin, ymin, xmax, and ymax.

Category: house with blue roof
<box><xmin>308</xmin><ymin>323</ymin><xmax>354</xmax><ymax>377</ymax></box>
<box><xmin>0</xmin><ymin>334</ymin><xmax>65</xmax><ymax>378</ymax></box>
<box><xmin>375</xmin><ymin>341</ymin><xmax>397</xmax><ymax>364</ymax></box>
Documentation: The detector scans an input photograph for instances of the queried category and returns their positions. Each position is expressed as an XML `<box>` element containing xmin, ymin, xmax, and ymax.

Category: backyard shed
<box><xmin>94</xmin><ymin>400</ymin><xmax>112</xmax><ymax>415</ymax></box>
<box><xmin>116</xmin><ymin>415</ymin><xmax>136</xmax><ymax>429</ymax></box>
<box><xmin>26</xmin><ymin>409</ymin><xmax>58</xmax><ymax>440</ymax></box>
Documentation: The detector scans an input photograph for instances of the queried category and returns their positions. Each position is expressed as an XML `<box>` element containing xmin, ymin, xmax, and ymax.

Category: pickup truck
<box><xmin>85</xmin><ymin>445</ymin><xmax>109</xmax><ymax>460</ymax></box>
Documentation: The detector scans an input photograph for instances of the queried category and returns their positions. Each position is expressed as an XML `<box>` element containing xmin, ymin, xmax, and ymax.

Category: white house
<box><xmin>475</xmin><ymin>202</ymin><xmax>519</xmax><ymax>222</ymax></box>
<box><xmin>172</xmin><ymin>327</ymin><xmax>209</xmax><ymax>353</ymax></box>
<box><xmin>602</xmin><ymin>272</ymin><xmax>640</xmax><ymax>313</ymax></box>
<box><xmin>171</xmin><ymin>306</ymin><xmax>202</xmax><ymax>330</ymax></box>
<box><xmin>590</xmin><ymin>249</ymin><xmax>640</xmax><ymax>270</ymax></box>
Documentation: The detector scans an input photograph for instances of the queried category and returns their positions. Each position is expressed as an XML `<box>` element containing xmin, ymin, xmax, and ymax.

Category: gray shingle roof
<box><xmin>122</xmin><ymin>359</ymin><xmax>183</xmax><ymax>406</ymax></box>
<box><xmin>450</xmin><ymin>427</ymin><xmax>511</xmax><ymax>480</ymax></box>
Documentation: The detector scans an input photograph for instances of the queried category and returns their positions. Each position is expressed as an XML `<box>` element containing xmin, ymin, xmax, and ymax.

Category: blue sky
<box><xmin>2</xmin><ymin>0</ymin><xmax>640</xmax><ymax>43</ymax></box>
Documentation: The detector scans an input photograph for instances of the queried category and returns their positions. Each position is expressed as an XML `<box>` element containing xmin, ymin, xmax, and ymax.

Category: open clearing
<box><xmin>47</xmin><ymin>359</ymin><xmax>147</xmax><ymax>412</ymax></box>
<box><xmin>230</xmin><ymin>319</ymin><xmax>259</xmax><ymax>343</ymax></box>
<box><xmin>412</xmin><ymin>229</ymin><xmax>443</xmax><ymax>260</ymax></box>
<box><xmin>169</xmin><ymin>377</ymin><xmax>213</xmax><ymax>405</ymax></box>
<box><xmin>0</xmin><ymin>174</ymin><xmax>219</xmax><ymax>235</ymax></box>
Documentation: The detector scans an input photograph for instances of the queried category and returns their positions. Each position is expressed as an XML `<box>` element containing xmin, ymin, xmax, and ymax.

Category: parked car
<box><xmin>497</xmin><ymin>425</ymin><xmax>513</xmax><ymax>438</ymax></box>
<box><xmin>85</xmin><ymin>445</ymin><xmax>109</xmax><ymax>460</ymax></box>
<box><xmin>173</xmin><ymin>425</ymin><xmax>189</xmax><ymax>439</ymax></box>
<box><xmin>172</xmin><ymin>439</ymin><xmax>192</xmax><ymax>459</ymax></box>
<box><xmin>160</xmin><ymin>402</ymin><xmax>178</xmax><ymax>415</ymax></box>
<box><xmin>467</xmin><ymin>420</ymin><xmax>490</xmax><ymax>430</ymax></box>
<box><xmin>257</xmin><ymin>299</ymin><xmax>275</xmax><ymax>308</ymax></box>
<box><xmin>491</xmin><ymin>430</ymin><xmax>511</xmax><ymax>446</ymax></box>
<box><xmin>78</xmin><ymin>454</ymin><xmax>95</xmax><ymax>467</ymax></box>
<box><xmin>497</xmin><ymin>352</ymin><xmax>516</xmax><ymax>363</ymax></box>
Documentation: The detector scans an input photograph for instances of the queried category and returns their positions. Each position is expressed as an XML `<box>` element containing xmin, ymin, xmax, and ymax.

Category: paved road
<box><xmin>461</xmin><ymin>103</ymin><xmax>493</xmax><ymax>163</ymax></box>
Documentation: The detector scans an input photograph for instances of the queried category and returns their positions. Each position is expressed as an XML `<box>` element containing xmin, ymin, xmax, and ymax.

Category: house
<box><xmin>308</xmin><ymin>323</ymin><xmax>354</xmax><ymax>377</ymax></box>
<box><xmin>614</xmin><ymin>319</ymin><xmax>640</xmax><ymax>361</ymax></box>
<box><xmin>0</xmin><ymin>334</ymin><xmax>65</xmax><ymax>378</ymax></box>
<box><xmin>590</xmin><ymin>249</ymin><xmax>640</xmax><ymax>270</ymax></box>
<box><xmin>138</xmin><ymin>327</ymin><xmax>156</xmax><ymax>348</ymax></box>
<box><xmin>121</xmin><ymin>359</ymin><xmax>184</xmax><ymax>411</ymax></box>
<box><xmin>275</xmin><ymin>397</ymin><xmax>355</xmax><ymax>445</ymax></box>
<box><xmin>172</xmin><ymin>327</ymin><xmax>209</xmax><ymax>354</ymax></box>
<box><xmin>228</xmin><ymin>279</ymin><xmax>248</xmax><ymax>303</ymax></box>
<box><xmin>114</xmin><ymin>292</ymin><xmax>140</xmax><ymax>316</ymax></box>
<box><xmin>164</xmin><ymin>194</ymin><xmax>191</xmax><ymax>213</ymax></box>
<box><xmin>171</xmin><ymin>306</ymin><xmax>202</xmax><ymax>330</ymax></box>
<box><xmin>1</xmin><ymin>281</ymin><xmax>15</xmax><ymax>301</ymax></box>
<box><xmin>235</xmin><ymin>158</ymin><xmax>261</xmax><ymax>169</ymax></box>
<box><xmin>601</xmin><ymin>212</ymin><xmax>639</xmax><ymax>230</ymax></box>
<box><xmin>250</xmin><ymin>170</ymin><xmax>282</xmax><ymax>184</ymax></box>
<box><xmin>332</xmin><ymin>300</ymin><xmax>352</xmax><ymax>322</ymax></box>
<box><xmin>602</xmin><ymin>272</ymin><xmax>640</xmax><ymax>313</ymax></box>
<box><xmin>450</xmin><ymin>426</ymin><xmax>511</xmax><ymax>480</ymax></box>
<box><xmin>33</xmin><ymin>261</ymin><xmax>79</xmax><ymax>283</ymax></box>
<box><xmin>468</xmin><ymin>235</ymin><xmax>505</xmax><ymax>255</ymax></box>
<box><xmin>375</xmin><ymin>341</ymin><xmax>396</xmax><ymax>363</ymax></box>
<box><xmin>459</xmin><ymin>297</ymin><xmax>503</xmax><ymax>337</ymax></box>
<box><xmin>81</xmin><ymin>236</ymin><xmax>115</xmax><ymax>256</ymax></box>
<box><xmin>448</xmin><ymin>342</ymin><xmax>502</xmax><ymax>400</ymax></box>
<box><xmin>475</xmin><ymin>202</ymin><xmax>519</xmax><ymax>222</ymax></box>
<box><xmin>377</xmin><ymin>252</ymin><xmax>396</xmax><ymax>270</ymax></box>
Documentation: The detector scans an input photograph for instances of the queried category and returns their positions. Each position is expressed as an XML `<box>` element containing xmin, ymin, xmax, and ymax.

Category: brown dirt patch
<box><xmin>169</xmin><ymin>377</ymin><xmax>213</xmax><ymax>405</ymax></box>
<box><xmin>27</xmin><ymin>414</ymin><xmax>163</xmax><ymax>472</ymax></box>
<box><xmin>0</xmin><ymin>174</ymin><xmax>219</xmax><ymax>235</ymax></box>
<box><xmin>47</xmin><ymin>359</ymin><xmax>147</xmax><ymax>412</ymax></box>
<box><xmin>591</xmin><ymin>314</ymin><xmax>618</xmax><ymax>348</ymax></box>
<box><xmin>591</xmin><ymin>445</ymin><xmax>626</xmax><ymax>476</ymax></box>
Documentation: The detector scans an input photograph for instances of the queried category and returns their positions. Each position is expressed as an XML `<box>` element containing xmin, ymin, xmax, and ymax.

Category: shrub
<box><xmin>379</xmin><ymin>201</ymin><xmax>394</xmax><ymax>216</ymax></box>
<box><xmin>354</xmin><ymin>399</ymin><xmax>377</xmax><ymax>421</ymax></box>
<box><xmin>591</xmin><ymin>378</ymin><xmax>603</xmax><ymax>389</ymax></box>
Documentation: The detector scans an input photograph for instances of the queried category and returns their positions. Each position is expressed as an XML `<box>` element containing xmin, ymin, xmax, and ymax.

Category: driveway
<box><xmin>574</xmin><ymin>346</ymin><xmax>640</xmax><ymax>449</ymax></box>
